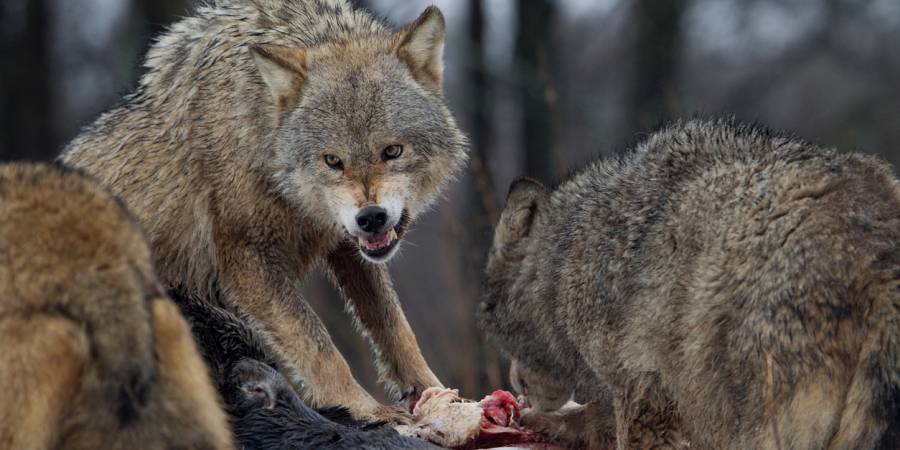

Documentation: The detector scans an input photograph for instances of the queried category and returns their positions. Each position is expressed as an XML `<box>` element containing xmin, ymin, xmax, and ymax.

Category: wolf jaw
<box><xmin>335</xmin><ymin>193</ymin><xmax>413</xmax><ymax>263</ymax></box>
<box><xmin>354</xmin><ymin>209</ymin><xmax>410</xmax><ymax>263</ymax></box>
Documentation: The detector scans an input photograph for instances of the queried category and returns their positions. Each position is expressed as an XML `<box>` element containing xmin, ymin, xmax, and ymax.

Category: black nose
<box><xmin>355</xmin><ymin>206</ymin><xmax>388</xmax><ymax>233</ymax></box>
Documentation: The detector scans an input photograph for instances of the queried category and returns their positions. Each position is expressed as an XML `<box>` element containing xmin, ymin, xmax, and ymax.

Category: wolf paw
<box><xmin>365</xmin><ymin>403</ymin><xmax>414</xmax><ymax>426</ymax></box>
<box><xmin>522</xmin><ymin>407</ymin><xmax>614</xmax><ymax>448</ymax></box>
<box><xmin>521</xmin><ymin>409</ymin><xmax>573</xmax><ymax>442</ymax></box>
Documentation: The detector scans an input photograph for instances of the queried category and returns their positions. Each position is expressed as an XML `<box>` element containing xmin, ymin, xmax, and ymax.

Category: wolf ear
<box><xmin>393</xmin><ymin>6</ymin><xmax>446</xmax><ymax>93</ymax></box>
<box><xmin>493</xmin><ymin>177</ymin><xmax>548</xmax><ymax>249</ymax></box>
<box><xmin>249</xmin><ymin>45</ymin><xmax>307</xmax><ymax>113</ymax></box>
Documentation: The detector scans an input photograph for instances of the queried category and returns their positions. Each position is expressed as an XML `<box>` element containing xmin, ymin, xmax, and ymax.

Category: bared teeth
<box><xmin>356</xmin><ymin>229</ymin><xmax>399</xmax><ymax>253</ymax></box>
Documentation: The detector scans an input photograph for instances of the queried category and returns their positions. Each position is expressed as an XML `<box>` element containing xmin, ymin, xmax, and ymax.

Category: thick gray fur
<box><xmin>479</xmin><ymin>119</ymin><xmax>900</xmax><ymax>449</ymax></box>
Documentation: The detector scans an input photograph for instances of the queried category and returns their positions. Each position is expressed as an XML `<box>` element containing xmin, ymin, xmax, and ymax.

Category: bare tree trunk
<box><xmin>467</xmin><ymin>0</ymin><xmax>499</xmax><ymax>224</ymax></box>
<box><xmin>463</xmin><ymin>0</ymin><xmax>504</xmax><ymax>395</ymax></box>
<box><xmin>625</xmin><ymin>0</ymin><xmax>687</xmax><ymax>135</ymax></box>
<box><xmin>514</xmin><ymin>0</ymin><xmax>556</xmax><ymax>184</ymax></box>
<box><xmin>0</xmin><ymin>0</ymin><xmax>54</xmax><ymax>161</ymax></box>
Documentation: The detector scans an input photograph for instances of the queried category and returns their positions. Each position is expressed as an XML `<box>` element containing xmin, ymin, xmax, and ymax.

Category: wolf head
<box><xmin>252</xmin><ymin>6</ymin><xmax>468</xmax><ymax>263</ymax></box>
<box><xmin>487</xmin><ymin>177</ymin><xmax>550</xmax><ymax>276</ymax></box>
<box><xmin>477</xmin><ymin>178</ymin><xmax>573</xmax><ymax>378</ymax></box>
<box><xmin>482</xmin><ymin>177</ymin><xmax>549</xmax><ymax>306</ymax></box>
<box><xmin>479</xmin><ymin>177</ymin><xmax>592</xmax><ymax>399</ymax></box>
<box><xmin>479</xmin><ymin>176</ymin><xmax>549</xmax><ymax>320</ymax></box>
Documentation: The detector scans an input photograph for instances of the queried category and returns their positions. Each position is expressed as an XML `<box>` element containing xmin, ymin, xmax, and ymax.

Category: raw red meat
<box><xmin>461</xmin><ymin>390</ymin><xmax>569</xmax><ymax>450</ymax></box>
<box><xmin>481</xmin><ymin>390</ymin><xmax>521</xmax><ymax>427</ymax></box>
<box><xmin>397</xmin><ymin>388</ymin><xmax>570</xmax><ymax>450</ymax></box>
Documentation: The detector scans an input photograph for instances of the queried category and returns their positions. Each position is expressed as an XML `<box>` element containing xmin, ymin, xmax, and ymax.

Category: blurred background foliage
<box><xmin>1</xmin><ymin>0</ymin><xmax>898</xmax><ymax>400</ymax></box>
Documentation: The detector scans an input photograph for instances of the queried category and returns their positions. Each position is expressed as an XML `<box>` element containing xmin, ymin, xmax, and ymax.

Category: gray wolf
<box><xmin>478</xmin><ymin>119</ymin><xmax>900</xmax><ymax>449</ymax></box>
<box><xmin>61</xmin><ymin>0</ymin><xmax>468</xmax><ymax>422</ymax></box>
<box><xmin>0</xmin><ymin>163</ymin><xmax>232</xmax><ymax>450</ymax></box>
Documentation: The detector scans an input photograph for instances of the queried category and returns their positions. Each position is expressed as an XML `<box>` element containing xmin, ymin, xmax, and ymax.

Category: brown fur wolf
<box><xmin>0</xmin><ymin>163</ymin><xmax>232</xmax><ymax>450</ymax></box>
<box><xmin>478</xmin><ymin>119</ymin><xmax>900</xmax><ymax>449</ymax></box>
<box><xmin>61</xmin><ymin>0</ymin><xmax>468</xmax><ymax>422</ymax></box>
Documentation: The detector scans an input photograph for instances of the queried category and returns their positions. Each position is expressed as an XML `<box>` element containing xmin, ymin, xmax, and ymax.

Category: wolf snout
<box><xmin>355</xmin><ymin>206</ymin><xmax>390</xmax><ymax>233</ymax></box>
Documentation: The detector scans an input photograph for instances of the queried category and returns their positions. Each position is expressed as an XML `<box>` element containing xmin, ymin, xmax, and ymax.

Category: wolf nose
<box><xmin>356</xmin><ymin>206</ymin><xmax>388</xmax><ymax>233</ymax></box>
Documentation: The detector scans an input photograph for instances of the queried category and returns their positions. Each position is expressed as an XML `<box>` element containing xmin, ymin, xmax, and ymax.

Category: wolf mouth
<box><xmin>357</xmin><ymin>209</ymin><xmax>410</xmax><ymax>260</ymax></box>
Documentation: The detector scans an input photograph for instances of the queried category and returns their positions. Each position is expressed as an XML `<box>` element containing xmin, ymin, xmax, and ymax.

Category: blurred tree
<box><xmin>462</xmin><ymin>0</ymin><xmax>503</xmax><ymax>395</ymax></box>
<box><xmin>625</xmin><ymin>0</ymin><xmax>687</xmax><ymax>135</ymax></box>
<box><xmin>0</xmin><ymin>0</ymin><xmax>54</xmax><ymax>160</ymax></box>
<box><xmin>467</xmin><ymin>0</ymin><xmax>492</xmax><ymax>203</ymax></box>
<box><xmin>514</xmin><ymin>0</ymin><xmax>557</xmax><ymax>184</ymax></box>
<box><xmin>465</xmin><ymin>0</ymin><xmax>499</xmax><ymax>230</ymax></box>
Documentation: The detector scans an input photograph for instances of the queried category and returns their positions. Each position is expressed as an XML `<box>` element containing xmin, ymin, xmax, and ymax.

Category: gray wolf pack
<box><xmin>0</xmin><ymin>0</ymin><xmax>897</xmax><ymax>449</ymax></box>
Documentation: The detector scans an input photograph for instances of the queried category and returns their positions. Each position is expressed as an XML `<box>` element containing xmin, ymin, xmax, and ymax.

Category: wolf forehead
<box><xmin>249</xmin><ymin>7</ymin><xmax>466</xmax><ymax>157</ymax></box>
<box><xmin>287</xmin><ymin>68</ymin><xmax>455</xmax><ymax>153</ymax></box>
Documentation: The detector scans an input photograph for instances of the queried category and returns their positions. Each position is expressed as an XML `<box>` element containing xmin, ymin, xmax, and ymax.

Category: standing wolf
<box><xmin>478</xmin><ymin>119</ymin><xmax>900</xmax><ymax>449</ymax></box>
<box><xmin>61</xmin><ymin>0</ymin><xmax>467</xmax><ymax>422</ymax></box>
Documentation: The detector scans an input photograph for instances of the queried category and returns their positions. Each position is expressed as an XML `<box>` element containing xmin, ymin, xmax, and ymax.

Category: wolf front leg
<box><xmin>220</xmin><ymin>246</ymin><xmax>411</xmax><ymax>424</ymax></box>
<box><xmin>325</xmin><ymin>239</ymin><xmax>443</xmax><ymax>402</ymax></box>
<box><xmin>612</xmin><ymin>375</ymin><xmax>689</xmax><ymax>450</ymax></box>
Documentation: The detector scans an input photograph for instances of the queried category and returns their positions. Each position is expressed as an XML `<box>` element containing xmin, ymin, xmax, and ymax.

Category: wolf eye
<box><xmin>323</xmin><ymin>154</ymin><xmax>343</xmax><ymax>170</ymax></box>
<box><xmin>382</xmin><ymin>144</ymin><xmax>403</xmax><ymax>161</ymax></box>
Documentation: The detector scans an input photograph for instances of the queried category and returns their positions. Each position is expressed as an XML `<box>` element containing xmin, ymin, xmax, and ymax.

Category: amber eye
<box><xmin>323</xmin><ymin>154</ymin><xmax>343</xmax><ymax>170</ymax></box>
<box><xmin>382</xmin><ymin>144</ymin><xmax>403</xmax><ymax>160</ymax></box>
